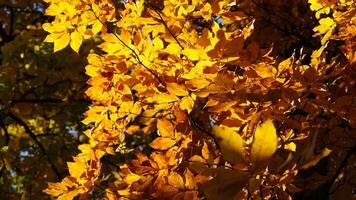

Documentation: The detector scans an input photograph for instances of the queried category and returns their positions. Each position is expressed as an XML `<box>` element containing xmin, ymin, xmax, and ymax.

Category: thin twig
<box><xmin>327</xmin><ymin>146</ymin><xmax>355</xmax><ymax>194</ymax></box>
<box><xmin>146</xmin><ymin>2</ymin><xmax>184</xmax><ymax>49</ymax></box>
<box><xmin>91</xmin><ymin>9</ymin><xmax>166</xmax><ymax>87</ymax></box>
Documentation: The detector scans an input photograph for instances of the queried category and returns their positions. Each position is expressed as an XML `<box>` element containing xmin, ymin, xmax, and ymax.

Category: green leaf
<box><xmin>0</xmin><ymin>146</ymin><xmax>8</xmax><ymax>152</ymax></box>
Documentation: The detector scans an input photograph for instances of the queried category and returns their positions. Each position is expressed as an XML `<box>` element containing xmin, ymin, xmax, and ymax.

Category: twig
<box><xmin>91</xmin><ymin>9</ymin><xmax>166</xmax><ymax>87</ymax></box>
<box><xmin>146</xmin><ymin>2</ymin><xmax>184</xmax><ymax>49</ymax></box>
<box><xmin>327</xmin><ymin>146</ymin><xmax>355</xmax><ymax>194</ymax></box>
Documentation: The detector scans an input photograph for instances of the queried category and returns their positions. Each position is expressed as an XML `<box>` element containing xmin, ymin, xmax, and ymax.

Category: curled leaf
<box><xmin>300</xmin><ymin>148</ymin><xmax>332</xmax><ymax>169</ymax></box>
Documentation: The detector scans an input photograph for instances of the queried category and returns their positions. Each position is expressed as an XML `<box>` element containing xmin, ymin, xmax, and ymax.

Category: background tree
<box><xmin>0</xmin><ymin>0</ymin><xmax>90</xmax><ymax>198</ymax></box>
<box><xmin>1</xmin><ymin>0</ymin><xmax>355</xmax><ymax>199</ymax></box>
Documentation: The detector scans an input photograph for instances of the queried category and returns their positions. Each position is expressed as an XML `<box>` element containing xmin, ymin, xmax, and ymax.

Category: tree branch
<box><xmin>6</xmin><ymin>112</ymin><xmax>62</xmax><ymax>180</ymax></box>
<box><xmin>146</xmin><ymin>2</ymin><xmax>184</xmax><ymax>49</ymax></box>
<box><xmin>91</xmin><ymin>9</ymin><xmax>166</xmax><ymax>87</ymax></box>
<box><xmin>327</xmin><ymin>145</ymin><xmax>356</xmax><ymax>194</ymax></box>
<box><xmin>0</xmin><ymin>115</ymin><xmax>10</xmax><ymax>146</ymax></box>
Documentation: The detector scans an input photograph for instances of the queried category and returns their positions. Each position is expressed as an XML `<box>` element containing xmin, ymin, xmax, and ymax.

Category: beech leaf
<box><xmin>150</xmin><ymin>137</ymin><xmax>176</xmax><ymax>150</ymax></box>
<box><xmin>212</xmin><ymin>125</ymin><xmax>244</xmax><ymax>164</ymax></box>
<box><xmin>157</xmin><ymin>119</ymin><xmax>174</xmax><ymax>138</ymax></box>
<box><xmin>250</xmin><ymin>119</ymin><xmax>277</xmax><ymax>167</ymax></box>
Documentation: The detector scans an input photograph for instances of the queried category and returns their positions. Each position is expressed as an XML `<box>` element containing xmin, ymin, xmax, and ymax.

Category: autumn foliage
<box><xmin>2</xmin><ymin>0</ymin><xmax>355</xmax><ymax>199</ymax></box>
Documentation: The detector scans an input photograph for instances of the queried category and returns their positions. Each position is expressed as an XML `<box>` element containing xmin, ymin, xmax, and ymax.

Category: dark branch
<box><xmin>6</xmin><ymin>112</ymin><xmax>62</xmax><ymax>180</ymax></box>
<box><xmin>327</xmin><ymin>145</ymin><xmax>356</xmax><ymax>194</ymax></box>
<box><xmin>12</xmin><ymin>98</ymin><xmax>90</xmax><ymax>104</ymax></box>
<box><xmin>146</xmin><ymin>2</ymin><xmax>184</xmax><ymax>49</ymax></box>
<box><xmin>0</xmin><ymin>115</ymin><xmax>10</xmax><ymax>146</ymax></box>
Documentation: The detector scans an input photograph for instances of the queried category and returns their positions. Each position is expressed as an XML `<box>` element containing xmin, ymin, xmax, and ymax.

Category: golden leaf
<box><xmin>67</xmin><ymin>161</ymin><xmax>87</xmax><ymax>179</ymax></box>
<box><xmin>150</xmin><ymin>137</ymin><xmax>176</xmax><ymax>150</ymax></box>
<box><xmin>167</xmin><ymin>82</ymin><xmax>189</xmax><ymax>96</ymax></box>
<box><xmin>250</xmin><ymin>119</ymin><xmax>277</xmax><ymax>167</ymax></box>
<box><xmin>54</xmin><ymin>32</ymin><xmax>70</xmax><ymax>52</ymax></box>
<box><xmin>70</xmin><ymin>31</ymin><xmax>83</xmax><ymax>53</ymax></box>
<box><xmin>124</xmin><ymin>172</ymin><xmax>141</xmax><ymax>185</ymax></box>
<box><xmin>212</xmin><ymin>125</ymin><xmax>244</xmax><ymax>164</ymax></box>
<box><xmin>179</xmin><ymin>96</ymin><xmax>195</xmax><ymax>113</ymax></box>
<box><xmin>300</xmin><ymin>148</ymin><xmax>332</xmax><ymax>169</ymax></box>
<box><xmin>313</xmin><ymin>17</ymin><xmax>336</xmax><ymax>35</ymax></box>
<box><xmin>45</xmin><ymin>4</ymin><xmax>62</xmax><ymax>16</ymax></box>
<box><xmin>168</xmin><ymin>172</ymin><xmax>185</xmax><ymax>189</ymax></box>
<box><xmin>284</xmin><ymin>142</ymin><xmax>296</xmax><ymax>152</ymax></box>
<box><xmin>182</xmin><ymin>48</ymin><xmax>208</xmax><ymax>61</ymax></box>
<box><xmin>155</xmin><ymin>93</ymin><xmax>179</xmax><ymax>103</ymax></box>
<box><xmin>184</xmin><ymin>169</ymin><xmax>196</xmax><ymax>190</ymax></box>
<box><xmin>157</xmin><ymin>119</ymin><xmax>175</xmax><ymax>138</ymax></box>
<box><xmin>201</xmin><ymin>142</ymin><xmax>210</xmax><ymax>161</ymax></box>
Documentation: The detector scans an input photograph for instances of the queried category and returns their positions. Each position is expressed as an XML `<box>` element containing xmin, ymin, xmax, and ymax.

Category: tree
<box><xmin>0</xmin><ymin>0</ymin><xmax>90</xmax><ymax>198</ymax></box>
<box><xmin>2</xmin><ymin>0</ymin><xmax>356</xmax><ymax>199</ymax></box>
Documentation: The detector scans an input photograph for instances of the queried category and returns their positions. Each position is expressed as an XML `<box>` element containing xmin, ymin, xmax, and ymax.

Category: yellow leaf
<box><xmin>313</xmin><ymin>17</ymin><xmax>336</xmax><ymax>35</ymax></box>
<box><xmin>45</xmin><ymin>4</ymin><xmax>62</xmax><ymax>16</ymax></box>
<box><xmin>67</xmin><ymin>161</ymin><xmax>86</xmax><ymax>179</ymax></box>
<box><xmin>150</xmin><ymin>137</ymin><xmax>176</xmax><ymax>150</ymax></box>
<box><xmin>277</xmin><ymin>57</ymin><xmax>292</xmax><ymax>76</ymax></box>
<box><xmin>124</xmin><ymin>172</ymin><xmax>141</xmax><ymax>185</ymax></box>
<box><xmin>254</xmin><ymin>63</ymin><xmax>277</xmax><ymax>78</ymax></box>
<box><xmin>182</xmin><ymin>48</ymin><xmax>207</xmax><ymax>61</ymax></box>
<box><xmin>179</xmin><ymin>96</ymin><xmax>195</xmax><ymax>113</ymax></box>
<box><xmin>54</xmin><ymin>32</ymin><xmax>70</xmax><ymax>52</ymax></box>
<box><xmin>168</xmin><ymin>172</ymin><xmax>185</xmax><ymax>189</ymax></box>
<box><xmin>155</xmin><ymin>93</ymin><xmax>179</xmax><ymax>103</ymax></box>
<box><xmin>70</xmin><ymin>31</ymin><xmax>83</xmax><ymax>53</ymax></box>
<box><xmin>250</xmin><ymin>119</ymin><xmax>277</xmax><ymax>167</ymax></box>
<box><xmin>153</xmin><ymin>37</ymin><xmax>164</xmax><ymax>50</ymax></box>
<box><xmin>43</xmin><ymin>23</ymin><xmax>67</xmax><ymax>33</ymax></box>
<box><xmin>164</xmin><ymin>43</ymin><xmax>182</xmax><ymax>55</ymax></box>
<box><xmin>201</xmin><ymin>142</ymin><xmax>210</xmax><ymax>161</ymax></box>
<box><xmin>185</xmin><ymin>78</ymin><xmax>210</xmax><ymax>90</ymax></box>
<box><xmin>157</xmin><ymin>119</ymin><xmax>174</xmax><ymax>138</ymax></box>
<box><xmin>212</xmin><ymin>125</ymin><xmax>244</xmax><ymax>164</ymax></box>
<box><xmin>167</xmin><ymin>82</ymin><xmax>189</xmax><ymax>96</ymax></box>
<box><xmin>184</xmin><ymin>169</ymin><xmax>196</xmax><ymax>190</ymax></box>
<box><xmin>284</xmin><ymin>142</ymin><xmax>296</xmax><ymax>152</ymax></box>
<box><xmin>300</xmin><ymin>148</ymin><xmax>332</xmax><ymax>169</ymax></box>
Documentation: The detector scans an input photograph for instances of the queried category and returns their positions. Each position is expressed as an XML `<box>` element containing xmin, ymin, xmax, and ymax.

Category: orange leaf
<box><xmin>167</xmin><ymin>82</ymin><xmax>189</xmax><ymax>96</ymax></box>
<box><xmin>201</xmin><ymin>142</ymin><xmax>210</xmax><ymax>161</ymax></box>
<box><xmin>168</xmin><ymin>172</ymin><xmax>185</xmax><ymax>189</ymax></box>
<box><xmin>150</xmin><ymin>137</ymin><xmax>176</xmax><ymax>150</ymax></box>
<box><xmin>184</xmin><ymin>169</ymin><xmax>196</xmax><ymax>190</ymax></box>
<box><xmin>157</xmin><ymin>119</ymin><xmax>174</xmax><ymax>138</ymax></box>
